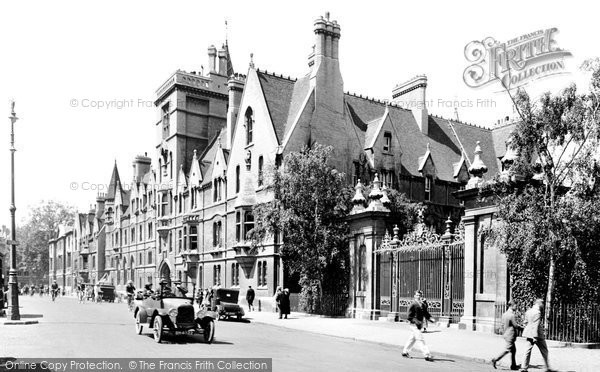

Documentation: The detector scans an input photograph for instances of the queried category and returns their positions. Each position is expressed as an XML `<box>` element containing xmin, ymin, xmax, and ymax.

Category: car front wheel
<box><xmin>153</xmin><ymin>316</ymin><xmax>163</xmax><ymax>343</ymax></box>
<box><xmin>203</xmin><ymin>320</ymin><xmax>215</xmax><ymax>344</ymax></box>
<box><xmin>135</xmin><ymin>311</ymin><xmax>143</xmax><ymax>335</ymax></box>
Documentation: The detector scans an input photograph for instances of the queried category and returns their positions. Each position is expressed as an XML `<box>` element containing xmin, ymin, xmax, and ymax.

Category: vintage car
<box><xmin>133</xmin><ymin>284</ymin><xmax>217</xmax><ymax>343</ymax></box>
<box><xmin>212</xmin><ymin>288</ymin><xmax>245</xmax><ymax>320</ymax></box>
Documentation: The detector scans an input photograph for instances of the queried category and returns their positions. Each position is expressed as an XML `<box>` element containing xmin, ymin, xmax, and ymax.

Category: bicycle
<box><xmin>51</xmin><ymin>289</ymin><xmax>59</xmax><ymax>302</ymax></box>
<box><xmin>127</xmin><ymin>293</ymin><xmax>135</xmax><ymax>312</ymax></box>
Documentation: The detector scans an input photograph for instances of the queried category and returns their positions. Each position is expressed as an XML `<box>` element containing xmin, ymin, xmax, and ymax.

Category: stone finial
<box><xmin>325</xmin><ymin>11</ymin><xmax>330</xmax><ymax>20</ymax></box>
<box><xmin>392</xmin><ymin>224</ymin><xmax>400</xmax><ymax>243</ymax></box>
<box><xmin>368</xmin><ymin>173</ymin><xmax>383</xmax><ymax>200</ymax></box>
<box><xmin>380</xmin><ymin>183</ymin><xmax>391</xmax><ymax>206</ymax></box>
<box><xmin>249</xmin><ymin>53</ymin><xmax>255</xmax><ymax>69</ymax></box>
<box><xmin>193</xmin><ymin>149</ymin><xmax>198</xmax><ymax>160</ymax></box>
<box><xmin>366</xmin><ymin>173</ymin><xmax>390</xmax><ymax>213</ymax></box>
<box><xmin>467</xmin><ymin>141</ymin><xmax>488</xmax><ymax>189</ymax></box>
<box><xmin>352</xmin><ymin>179</ymin><xmax>366</xmax><ymax>204</ymax></box>
<box><xmin>350</xmin><ymin>179</ymin><xmax>367</xmax><ymax>215</ymax></box>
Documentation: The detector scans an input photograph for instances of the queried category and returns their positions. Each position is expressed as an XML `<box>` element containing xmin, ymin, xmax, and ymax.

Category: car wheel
<box><xmin>203</xmin><ymin>320</ymin><xmax>215</xmax><ymax>344</ymax></box>
<box><xmin>237</xmin><ymin>314</ymin><xmax>242</xmax><ymax>321</ymax></box>
<box><xmin>153</xmin><ymin>316</ymin><xmax>163</xmax><ymax>343</ymax></box>
<box><xmin>135</xmin><ymin>311</ymin><xmax>143</xmax><ymax>335</ymax></box>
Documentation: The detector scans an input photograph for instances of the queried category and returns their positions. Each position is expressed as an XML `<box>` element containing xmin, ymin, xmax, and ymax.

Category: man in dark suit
<box><xmin>492</xmin><ymin>300</ymin><xmax>521</xmax><ymax>370</ymax></box>
<box><xmin>520</xmin><ymin>299</ymin><xmax>554</xmax><ymax>372</ymax></box>
<box><xmin>402</xmin><ymin>290</ymin><xmax>435</xmax><ymax>361</ymax></box>
<box><xmin>246</xmin><ymin>286</ymin><xmax>255</xmax><ymax>312</ymax></box>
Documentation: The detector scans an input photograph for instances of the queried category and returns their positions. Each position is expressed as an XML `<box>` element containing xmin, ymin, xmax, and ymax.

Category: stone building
<box><xmin>49</xmin><ymin>14</ymin><xmax>515</xmax><ymax>319</ymax></box>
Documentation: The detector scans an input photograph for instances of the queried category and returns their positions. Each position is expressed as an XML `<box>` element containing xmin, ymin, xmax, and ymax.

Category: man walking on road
<box><xmin>520</xmin><ymin>299</ymin><xmax>555</xmax><ymax>372</ymax></box>
<box><xmin>402</xmin><ymin>290</ymin><xmax>435</xmax><ymax>361</ymax></box>
<box><xmin>246</xmin><ymin>286</ymin><xmax>255</xmax><ymax>312</ymax></box>
<box><xmin>492</xmin><ymin>300</ymin><xmax>521</xmax><ymax>370</ymax></box>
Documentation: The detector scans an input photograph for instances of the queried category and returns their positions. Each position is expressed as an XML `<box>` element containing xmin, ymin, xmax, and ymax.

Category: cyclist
<box><xmin>51</xmin><ymin>280</ymin><xmax>59</xmax><ymax>301</ymax></box>
<box><xmin>125</xmin><ymin>280</ymin><xmax>136</xmax><ymax>311</ymax></box>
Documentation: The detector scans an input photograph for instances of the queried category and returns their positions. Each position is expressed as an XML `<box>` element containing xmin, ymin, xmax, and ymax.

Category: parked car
<box><xmin>212</xmin><ymin>288</ymin><xmax>245</xmax><ymax>320</ymax></box>
<box><xmin>133</xmin><ymin>283</ymin><xmax>217</xmax><ymax>343</ymax></box>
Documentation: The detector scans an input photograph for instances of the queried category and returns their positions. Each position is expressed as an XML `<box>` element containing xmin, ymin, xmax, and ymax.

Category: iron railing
<box><xmin>494</xmin><ymin>301</ymin><xmax>600</xmax><ymax>343</ymax></box>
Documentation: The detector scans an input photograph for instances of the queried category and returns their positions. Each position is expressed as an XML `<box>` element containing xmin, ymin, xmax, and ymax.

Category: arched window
<box><xmin>258</xmin><ymin>156</ymin><xmax>264</xmax><ymax>186</ymax></box>
<box><xmin>235</xmin><ymin>211</ymin><xmax>241</xmax><ymax>241</ymax></box>
<box><xmin>148</xmin><ymin>251</ymin><xmax>153</xmax><ymax>265</ymax></box>
<box><xmin>245</xmin><ymin>107</ymin><xmax>253</xmax><ymax>145</ymax></box>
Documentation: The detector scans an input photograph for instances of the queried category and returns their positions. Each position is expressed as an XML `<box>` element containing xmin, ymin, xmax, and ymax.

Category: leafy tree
<box><xmin>484</xmin><ymin>59</ymin><xmax>600</xmax><ymax>327</ymax></box>
<box><xmin>17</xmin><ymin>200</ymin><xmax>76</xmax><ymax>283</ymax></box>
<box><xmin>251</xmin><ymin>144</ymin><xmax>352</xmax><ymax>313</ymax></box>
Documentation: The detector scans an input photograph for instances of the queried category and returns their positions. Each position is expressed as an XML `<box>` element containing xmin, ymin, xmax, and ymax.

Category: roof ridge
<box><xmin>255</xmin><ymin>68</ymin><xmax>297</xmax><ymax>81</ymax></box>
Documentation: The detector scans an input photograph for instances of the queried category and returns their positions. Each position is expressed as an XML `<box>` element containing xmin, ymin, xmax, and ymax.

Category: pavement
<box><xmin>0</xmin><ymin>296</ymin><xmax>492</xmax><ymax>372</ymax></box>
<box><xmin>246</xmin><ymin>310</ymin><xmax>600</xmax><ymax>372</ymax></box>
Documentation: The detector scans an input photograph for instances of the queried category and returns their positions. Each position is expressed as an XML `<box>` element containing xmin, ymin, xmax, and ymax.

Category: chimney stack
<box><xmin>392</xmin><ymin>75</ymin><xmax>429</xmax><ymax>135</ymax></box>
<box><xmin>132</xmin><ymin>154</ymin><xmax>152</xmax><ymax>183</ymax></box>
<box><xmin>218</xmin><ymin>46</ymin><xmax>228</xmax><ymax>76</ymax></box>
<box><xmin>208</xmin><ymin>45</ymin><xmax>217</xmax><ymax>73</ymax></box>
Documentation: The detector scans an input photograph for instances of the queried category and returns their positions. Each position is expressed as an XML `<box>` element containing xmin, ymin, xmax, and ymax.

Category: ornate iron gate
<box><xmin>376</xmin><ymin>219</ymin><xmax>464</xmax><ymax>323</ymax></box>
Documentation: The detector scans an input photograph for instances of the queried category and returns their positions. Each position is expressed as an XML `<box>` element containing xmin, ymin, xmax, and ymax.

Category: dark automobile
<box><xmin>133</xmin><ymin>283</ymin><xmax>217</xmax><ymax>343</ymax></box>
<box><xmin>212</xmin><ymin>288</ymin><xmax>245</xmax><ymax>320</ymax></box>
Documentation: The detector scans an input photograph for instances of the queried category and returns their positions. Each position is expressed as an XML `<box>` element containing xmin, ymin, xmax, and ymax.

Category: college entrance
<box><xmin>375</xmin><ymin>222</ymin><xmax>465</xmax><ymax>323</ymax></box>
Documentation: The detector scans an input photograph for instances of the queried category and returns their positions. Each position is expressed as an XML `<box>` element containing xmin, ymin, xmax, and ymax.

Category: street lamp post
<box><xmin>7</xmin><ymin>100</ymin><xmax>20</xmax><ymax>320</ymax></box>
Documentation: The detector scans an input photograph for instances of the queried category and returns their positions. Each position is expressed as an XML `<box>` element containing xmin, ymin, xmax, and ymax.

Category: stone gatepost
<box><xmin>347</xmin><ymin>176</ymin><xmax>391</xmax><ymax>320</ymax></box>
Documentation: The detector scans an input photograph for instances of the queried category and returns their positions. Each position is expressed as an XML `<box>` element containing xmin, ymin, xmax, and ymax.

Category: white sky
<box><xmin>0</xmin><ymin>0</ymin><xmax>598</xmax><ymax>229</ymax></box>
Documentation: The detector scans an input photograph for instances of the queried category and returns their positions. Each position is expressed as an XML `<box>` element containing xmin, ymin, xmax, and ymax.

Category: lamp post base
<box><xmin>7</xmin><ymin>271</ymin><xmax>20</xmax><ymax>321</ymax></box>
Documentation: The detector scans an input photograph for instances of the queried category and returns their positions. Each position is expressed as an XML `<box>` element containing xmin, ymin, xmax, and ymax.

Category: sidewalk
<box><xmin>247</xmin><ymin>310</ymin><xmax>599</xmax><ymax>372</ymax></box>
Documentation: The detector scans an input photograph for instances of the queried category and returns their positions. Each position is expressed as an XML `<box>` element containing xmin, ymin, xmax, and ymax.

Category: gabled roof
<box><xmin>343</xmin><ymin>93</ymin><xmax>501</xmax><ymax>182</ymax></box>
<box><xmin>106</xmin><ymin>162</ymin><xmax>122</xmax><ymax>200</ymax></box>
<box><xmin>256</xmin><ymin>71</ymin><xmax>297</xmax><ymax>144</ymax></box>
<box><xmin>364</xmin><ymin>107</ymin><xmax>389</xmax><ymax>150</ymax></box>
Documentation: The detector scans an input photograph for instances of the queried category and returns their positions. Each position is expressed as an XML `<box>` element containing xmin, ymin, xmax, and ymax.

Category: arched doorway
<box><xmin>159</xmin><ymin>262</ymin><xmax>171</xmax><ymax>287</ymax></box>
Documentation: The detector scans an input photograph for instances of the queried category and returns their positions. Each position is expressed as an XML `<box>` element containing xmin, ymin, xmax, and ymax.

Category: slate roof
<box><xmin>343</xmin><ymin>94</ymin><xmax>502</xmax><ymax>183</ymax></box>
<box><xmin>256</xmin><ymin>72</ymin><xmax>296</xmax><ymax>144</ymax></box>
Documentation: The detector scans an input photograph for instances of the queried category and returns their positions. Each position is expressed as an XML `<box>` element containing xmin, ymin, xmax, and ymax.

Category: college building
<box><xmin>49</xmin><ymin>13</ymin><xmax>515</xmax><ymax>320</ymax></box>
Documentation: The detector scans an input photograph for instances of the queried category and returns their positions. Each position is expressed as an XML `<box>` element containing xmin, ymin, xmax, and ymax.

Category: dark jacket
<box><xmin>501</xmin><ymin>308</ymin><xmax>521</xmax><ymax>342</ymax></box>
<box><xmin>407</xmin><ymin>300</ymin><xmax>432</xmax><ymax>329</ymax></box>
<box><xmin>246</xmin><ymin>288</ymin><xmax>255</xmax><ymax>302</ymax></box>
<box><xmin>279</xmin><ymin>292</ymin><xmax>291</xmax><ymax>315</ymax></box>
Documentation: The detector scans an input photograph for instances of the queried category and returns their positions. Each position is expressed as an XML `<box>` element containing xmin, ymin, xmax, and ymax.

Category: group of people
<box><xmin>491</xmin><ymin>298</ymin><xmax>555</xmax><ymax>372</ymax></box>
<box><xmin>274</xmin><ymin>287</ymin><xmax>291</xmax><ymax>319</ymax></box>
<box><xmin>401</xmin><ymin>290</ymin><xmax>554</xmax><ymax>372</ymax></box>
<box><xmin>20</xmin><ymin>284</ymin><xmax>50</xmax><ymax>296</ymax></box>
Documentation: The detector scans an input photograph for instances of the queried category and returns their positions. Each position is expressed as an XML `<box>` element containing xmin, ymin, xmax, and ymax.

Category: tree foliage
<box><xmin>17</xmin><ymin>200</ymin><xmax>76</xmax><ymax>283</ymax></box>
<box><xmin>483</xmin><ymin>58</ymin><xmax>600</xmax><ymax>313</ymax></box>
<box><xmin>251</xmin><ymin>144</ymin><xmax>351</xmax><ymax>313</ymax></box>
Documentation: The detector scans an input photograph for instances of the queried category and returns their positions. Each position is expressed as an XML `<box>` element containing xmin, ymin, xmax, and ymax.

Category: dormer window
<box><xmin>424</xmin><ymin>176</ymin><xmax>433</xmax><ymax>201</ymax></box>
<box><xmin>245</xmin><ymin>107</ymin><xmax>253</xmax><ymax>145</ymax></box>
<box><xmin>383</xmin><ymin>131</ymin><xmax>392</xmax><ymax>152</ymax></box>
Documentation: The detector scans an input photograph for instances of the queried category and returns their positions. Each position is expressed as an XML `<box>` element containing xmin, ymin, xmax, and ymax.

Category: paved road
<box><xmin>1</xmin><ymin>296</ymin><xmax>496</xmax><ymax>371</ymax></box>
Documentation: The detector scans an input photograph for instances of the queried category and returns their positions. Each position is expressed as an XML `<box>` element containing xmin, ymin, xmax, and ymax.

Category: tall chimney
<box><xmin>208</xmin><ymin>45</ymin><xmax>217</xmax><ymax>73</ymax></box>
<box><xmin>227</xmin><ymin>74</ymin><xmax>245</xmax><ymax>149</ymax></box>
<box><xmin>392</xmin><ymin>75</ymin><xmax>428</xmax><ymax>135</ymax></box>
<box><xmin>132</xmin><ymin>154</ymin><xmax>152</xmax><ymax>183</ymax></box>
<box><xmin>218</xmin><ymin>46</ymin><xmax>228</xmax><ymax>76</ymax></box>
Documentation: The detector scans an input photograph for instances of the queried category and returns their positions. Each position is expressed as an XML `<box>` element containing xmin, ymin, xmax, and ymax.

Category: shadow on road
<box><xmin>19</xmin><ymin>314</ymin><xmax>44</xmax><ymax>319</ymax></box>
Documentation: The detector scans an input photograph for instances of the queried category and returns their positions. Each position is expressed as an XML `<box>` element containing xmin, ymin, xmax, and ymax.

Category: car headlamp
<box><xmin>168</xmin><ymin>308</ymin><xmax>178</xmax><ymax>317</ymax></box>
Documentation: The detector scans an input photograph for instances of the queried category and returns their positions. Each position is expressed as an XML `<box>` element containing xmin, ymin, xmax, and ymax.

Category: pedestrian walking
<box><xmin>274</xmin><ymin>286</ymin><xmax>283</xmax><ymax>318</ymax></box>
<box><xmin>520</xmin><ymin>299</ymin><xmax>555</xmax><ymax>372</ymax></box>
<box><xmin>279</xmin><ymin>288</ymin><xmax>291</xmax><ymax>319</ymax></box>
<box><xmin>402</xmin><ymin>290</ymin><xmax>435</xmax><ymax>361</ymax></box>
<box><xmin>421</xmin><ymin>297</ymin><xmax>430</xmax><ymax>332</ymax></box>
<box><xmin>246</xmin><ymin>286</ymin><xmax>255</xmax><ymax>312</ymax></box>
<box><xmin>491</xmin><ymin>300</ymin><xmax>521</xmax><ymax>370</ymax></box>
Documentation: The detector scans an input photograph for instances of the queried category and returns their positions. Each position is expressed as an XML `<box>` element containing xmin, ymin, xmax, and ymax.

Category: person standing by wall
<box><xmin>492</xmin><ymin>300</ymin><xmax>522</xmax><ymax>370</ymax></box>
<box><xmin>402</xmin><ymin>290</ymin><xmax>435</xmax><ymax>362</ymax></box>
<box><xmin>274</xmin><ymin>286</ymin><xmax>283</xmax><ymax>318</ymax></box>
<box><xmin>520</xmin><ymin>299</ymin><xmax>555</xmax><ymax>372</ymax></box>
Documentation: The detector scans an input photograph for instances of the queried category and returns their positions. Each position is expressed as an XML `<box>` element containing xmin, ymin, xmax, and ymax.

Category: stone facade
<box><xmin>49</xmin><ymin>14</ymin><xmax>516</xmax><ymax>316</ymax></box>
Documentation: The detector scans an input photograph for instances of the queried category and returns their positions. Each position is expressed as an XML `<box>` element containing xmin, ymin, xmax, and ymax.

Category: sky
<box><xmin>0</xmin><ymin>0</ymin><xmax>598</xmax><ymax>229</ymax></box>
